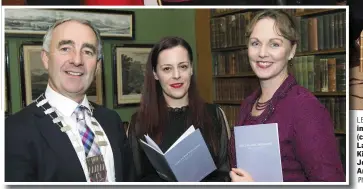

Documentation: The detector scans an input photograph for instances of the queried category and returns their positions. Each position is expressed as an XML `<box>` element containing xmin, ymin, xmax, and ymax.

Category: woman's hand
<box><xmin>229</xmin><ymin>168</ymin><xmax>254</xmax><ymax>182</ymax></box>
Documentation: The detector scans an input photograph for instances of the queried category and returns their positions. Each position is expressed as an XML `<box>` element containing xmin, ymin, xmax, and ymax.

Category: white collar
<box><xmin>44</xmin><ymin>84</ymin><xmax>91</xmax><ymax>117</ymax></box>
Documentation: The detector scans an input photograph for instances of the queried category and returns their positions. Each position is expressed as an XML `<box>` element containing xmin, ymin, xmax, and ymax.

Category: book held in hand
<box><xmin>234</xmin><ymin>123</ymin><xmax>283</xmax><ymax>182</ymax></box>
<box><xmin>139</xmin><ymin>125</ymin><xmax>217</xmax><ymax>182</ymax></box>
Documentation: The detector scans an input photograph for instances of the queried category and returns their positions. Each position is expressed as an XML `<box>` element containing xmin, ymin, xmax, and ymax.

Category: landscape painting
<box><xmin>113</xmin><ymin>44</ymin><xmax>153</xmax><ymax>106</ymax></box>
<box><xmin>5</xmin><ymin>9</ymin><xmax>134</xmax><ymax>39</ymax></box>
<box><xmin>21</xmin><ymin>44</ymin><xmax>47</xmax><ymax>106</ymax></box>
<box><xmin>86</xmin><ymin>63</ymin><xmax>104</xmax><ymax>106</ymax></box>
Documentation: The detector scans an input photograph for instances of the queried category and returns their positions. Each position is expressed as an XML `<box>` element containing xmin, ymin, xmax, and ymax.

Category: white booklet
<box><xmin>139</xmin><ymin>125</ymin><xmax>217</xmax><ymax>182</ymax></box>
<box><xmin>234</xmin><ymin>123</ymin><xmax>283</xmax><ymax>182</ymax></box>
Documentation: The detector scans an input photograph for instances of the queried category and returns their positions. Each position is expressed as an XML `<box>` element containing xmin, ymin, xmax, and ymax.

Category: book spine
<box><xmin>323</xmin><ymin>15</ymin><xmax>331</xmax><ymax>50</ymax></box>
<box><xmin>308</xmin><ymin>17</ymin><xmax>318</xmax><ymax>51</ymax></box>
<box><xmin>327</xmin><ymin>58</ymin><xmax>337</xmax><ymax>92</ymax></box>
<box><xmin>330</xmin><ymin>14</ymin><xmax>336</xmax><ymax>49</ymax></box>
<box><xmin>307</xmin><ymin>55</ymin><xmax>315</xmax><ymax>91</ymax></box>
<box><xmin>317</xmin><ymin>16</ymin><xmax>324</xmax><ymax>50</ymax></box>
<box><xmin>314</xmin><ymin>55</ymin><xmax>321</xmax><ymax>92</ymax></box>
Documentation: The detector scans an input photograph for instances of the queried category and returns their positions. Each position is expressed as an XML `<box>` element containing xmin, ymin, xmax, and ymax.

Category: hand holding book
<box><xmin>229</xmin><ymin>168</ymin><xmax>254</xmax><ymax>182</ymax></box>
<box><xmin>139</xmin><ymin>125</ymin><xmax>217</xmax><ymax>182</ymax></box>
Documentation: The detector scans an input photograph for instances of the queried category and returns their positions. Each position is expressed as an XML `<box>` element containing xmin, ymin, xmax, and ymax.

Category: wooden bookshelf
<box><xmin>334</xmin><ymin>130</ymin><xmax>346</xmax><ymax>135</ymax></box>
<box><xmin>296</xmin><ymin>48</ymin><xmax>346</xmax><ymax>56</ymax></box>
<box><xmin>295</xmin><ymin>9</ymin><xmax>337</xmax><ymax>17</ymax></box>
<box><xmin>201</xmin><ymin>9</ymin><xmax>347</xmax><ymax>149</ymax></box>
<box><xmin>313</xmin><ymin>92</ymin><xmax>346</xmax><ymax>96</ymax></box>
<box><xmin>211</xmin><ymin>9</ymin><xmax>247</xmax><ymax>18</ymax></box>
<box><xmin>211</xmin><ymin>45</ymin><xmax>247</xmax><ymax>52</ymax></box>
<box><xmin>214</xmin><ymin>72</ymin><xmax>255</xmax><ymax>78</ymax></box>
<box><xmin>213</xmin><ymin>8</ymin><xmax>338</xmax><ymax>18</ymax></box>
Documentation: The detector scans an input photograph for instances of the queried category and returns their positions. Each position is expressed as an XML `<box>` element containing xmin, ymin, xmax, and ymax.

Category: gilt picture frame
<box><xmin>5</xmin><ymin>41</ymin><xmax>11</xmax><ymax>116</ymax></box>
<box><xmin>5</xmin><ymin>9</ymin><xmax>135</xmax><ymax>40</ymax></box>
<box><xmin>112</xmin><ymin>44</ymin><xmax>153</xmax><ymax>107</ymax></box>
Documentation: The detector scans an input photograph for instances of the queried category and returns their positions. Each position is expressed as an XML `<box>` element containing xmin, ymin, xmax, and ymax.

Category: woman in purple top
<box><xmin>228</xmin><ymin>10</ymin><xmax>345</xmax><ymax>182</ymax></box>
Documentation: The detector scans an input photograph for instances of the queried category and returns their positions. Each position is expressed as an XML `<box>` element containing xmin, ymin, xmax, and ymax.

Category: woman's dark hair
<box><xmin>135</xmin><ymin>36</ymin><xmax>219</xmax><ymax>155</ymax></box>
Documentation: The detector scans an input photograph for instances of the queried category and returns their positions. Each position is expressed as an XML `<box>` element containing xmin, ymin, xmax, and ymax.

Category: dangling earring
<box><xmin>288</xmin><ymin>57</ymin><xmax>293</xmax><ymax>66</ymax></box>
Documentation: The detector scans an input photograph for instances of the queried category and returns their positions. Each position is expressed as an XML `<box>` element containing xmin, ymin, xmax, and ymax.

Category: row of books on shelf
<box><xmin>210</xmin><ymin>9</ymin><xmax>241</xmax><ymax>16</ymax></box>
<box><xmin>296</xmin><ymin>11</ymin><xmax>346</xmax><ymax>53</ymax></box>
<box><xmin>210</xmin><ymin>11</ymin><xmax>254</xmax><ymax>49</ymax></box>
<box><xmin>291</xmin><ymin>55</ymin><xmax>345</xmax><ymax>92</ymax></box>
<box><xmin>214</xmin><ymin>78</ymin><xmax>259</xmax><ymax>102</ymax></box>
<box><xmin>295</xmin><ymin>9</ymin><xmax>334</xmax><ymax>15</ymax></box>
<box><xmin>210</xmin><ymin>9</ymin><xmax>296</xmax><ymax>50</ymax></box>
<box><xmin>318</xmin><ymin>97</ymin><xmax>346</xmax><ymax>132</ymax></box>
<box><xmin>220</xmin><ymin>105</ymin><xmax>239</xmax><ymax>129</ymax></box>
<box><xmin>211</xmin><ymin>9</ymin><xmax>296</xmax><ymax>17</ymax></box>
<box><xmin>211</xmin><ymin>8</ymin><xmax>330</xmax><ymax>18</ymax></box>
<box><xmin>213</xmin><ymin>49</ymin><xmax>252</xmax><ymax>75</ymax></box>
<box><xmin>219</xmin><ymin>97</ymin><xmax>346</xmax><ymax>133</ymax></box>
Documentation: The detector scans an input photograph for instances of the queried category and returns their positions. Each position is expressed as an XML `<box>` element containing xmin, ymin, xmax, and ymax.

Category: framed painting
<box><xmin>86</xmin><ymin>61</ymin><xmax>105</xmax><ymax>106</ymax></box>
<box><xmin>19</xmin><ymin>42</ymin><xmax>45</xmax><ymax>107</ymax></box>
<box><xmin>5</xmin><ymin>41</ymin><xmax>11</xmax><ymax>116</ymax></box>
<box><xmin>20</xmin><ymin>42</ymin><xmax>105</xmax><ymax>106</ymax></box>
<box><xmin>113</xmin><ymin>44</ymin><xmax>153</xmax><ymax>107</ymax></box>
<box><xmin>5</xmin><ymin>9</ymin><xmax>134</xmax><ymax>40</ymax></box>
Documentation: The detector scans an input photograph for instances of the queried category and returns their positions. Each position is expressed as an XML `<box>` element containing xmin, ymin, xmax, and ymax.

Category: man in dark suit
<box><xmin>5</xmin><ymin>19</ymin><xmax>133</xmax><ymax>182</ymax></box>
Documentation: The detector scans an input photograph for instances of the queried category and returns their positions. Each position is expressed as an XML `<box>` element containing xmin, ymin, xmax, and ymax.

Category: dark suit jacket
<box><xmin>5</xmin><ymin>102</ymin><xmax>133</xmax><ymax>182</ymax></box>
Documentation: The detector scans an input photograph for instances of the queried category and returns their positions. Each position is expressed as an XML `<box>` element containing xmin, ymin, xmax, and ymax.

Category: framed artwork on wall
<box><xmin>87</xmin><ymin>60</ymin><xmax>105</xmax><ymax>106</ymax></box>
<box><xmin>5</xmin><ymin>41</ymin><xmax>11</xmax><ymax>116</ymax></box>
<box><xmin>5</xmin><ymin>9</ymin><xmax>135</xmax><ymax>40</ymax></box>
<box><xmin>19</xmin><ymin>42</ymin><xmax>45</xmax><ymax>107</ymax></box>
<box><xmin>19</xmin><ymin>42</ymin><xmax>105</xmax><ymax>106</ymax></box>
<box><xmin>112</xmin><ymin>44</ymin><xmax>153</xmax><ymax>107</ymax></box>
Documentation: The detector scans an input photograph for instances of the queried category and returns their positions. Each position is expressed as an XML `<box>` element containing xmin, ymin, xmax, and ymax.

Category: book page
<box><xmin>139</xmin><ymin>139</ymin><xmax>164</xmax><ymax>155</ymax></box>
<box><xmin>144</xmin><ymin>134</ymin><xmax>163</xmax><ymax>154</ymax></box>
<box><xmin>166</xmin><ymin>125</ymin><xmax>195</xmax><ymax>154</ymax></box>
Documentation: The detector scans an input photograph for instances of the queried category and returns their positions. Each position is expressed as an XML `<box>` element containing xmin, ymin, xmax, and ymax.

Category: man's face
<box><xmin>41</xmin><ymin>21</ymin><xmax>100</xmax><ymax>102</ymax></box>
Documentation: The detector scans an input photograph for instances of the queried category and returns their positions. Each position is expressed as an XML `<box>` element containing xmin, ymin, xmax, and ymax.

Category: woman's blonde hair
<box><xmin>246</xmin><ymin>10</ymin><xmax>299</xmax><ymax>46</ymax></box>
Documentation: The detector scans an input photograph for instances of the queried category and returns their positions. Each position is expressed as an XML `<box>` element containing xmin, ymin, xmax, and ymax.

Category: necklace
<box><xmin>255</xmin><ymin>97</ymin><xmax>271</xmax><ymax>111</ymax></box>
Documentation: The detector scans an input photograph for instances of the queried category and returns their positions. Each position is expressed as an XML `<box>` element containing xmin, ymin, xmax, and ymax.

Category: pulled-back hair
<box><xmin>246</xmin><ymin>10</ymin><xmax>299</xmax><ymax>46</ymax></box>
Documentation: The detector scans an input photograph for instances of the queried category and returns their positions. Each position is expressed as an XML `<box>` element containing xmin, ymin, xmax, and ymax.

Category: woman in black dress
<box><xmin>127</xmin><ymin>36</ymin><xmax>231</xmax><ymax>182</ymax></box>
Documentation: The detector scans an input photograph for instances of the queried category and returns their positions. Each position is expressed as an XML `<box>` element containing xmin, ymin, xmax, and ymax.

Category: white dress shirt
<box><xmin>44</xmin><ymin>85</ymin><xmax>115</xmax><ymax>182</ymax></box>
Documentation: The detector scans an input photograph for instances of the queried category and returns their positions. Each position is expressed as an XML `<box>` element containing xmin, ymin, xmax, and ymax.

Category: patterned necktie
<box><xmin>74</xmin><ymin>105</ymin><xmax>108</xmax><ymax>182</ymax></box>
<box><xmin>74</xmin><ymin>105</ymin><xmax>101</xmax><ymax>158</ymax></box>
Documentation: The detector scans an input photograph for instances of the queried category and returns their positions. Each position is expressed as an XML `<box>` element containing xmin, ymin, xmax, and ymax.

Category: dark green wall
<box><xmin>6</xmin><ymin>9</ymin><xmax>196</xmax><ymax>122</ymax></box>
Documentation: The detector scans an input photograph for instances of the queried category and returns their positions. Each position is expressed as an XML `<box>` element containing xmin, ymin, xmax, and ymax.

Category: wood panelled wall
<box><xmin>195</xmin><ymin>9</ymin><xmax>213</xmax><ymax>103</ymax></box>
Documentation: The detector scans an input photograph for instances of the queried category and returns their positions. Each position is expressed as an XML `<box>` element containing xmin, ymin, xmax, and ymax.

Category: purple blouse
<box><xmin>229</xmin><ymin>74</ymin><xmax>345</xmax><ymax>182</ymax></box>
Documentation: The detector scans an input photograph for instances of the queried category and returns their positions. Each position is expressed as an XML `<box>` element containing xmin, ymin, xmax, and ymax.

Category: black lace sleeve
<box><xmin>127</xmin><ymin>113</ymin><xmax>164</xmax><ymax>182</ymax></box>
<box><xmin>202</xmin><ymin>105</ymin><xmax>231</xmax><ymax>182</ymax></box>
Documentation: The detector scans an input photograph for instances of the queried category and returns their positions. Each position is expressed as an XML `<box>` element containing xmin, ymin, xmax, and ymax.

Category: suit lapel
<box><xmin>93</xmin><ymin>107</ymin><xmax>122</xmax><ymax>181</ymax></box>
<box><xmin>33</xmin><ymin>106</ymin><xmax>86</xmax><ymax>181</ymax></box>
